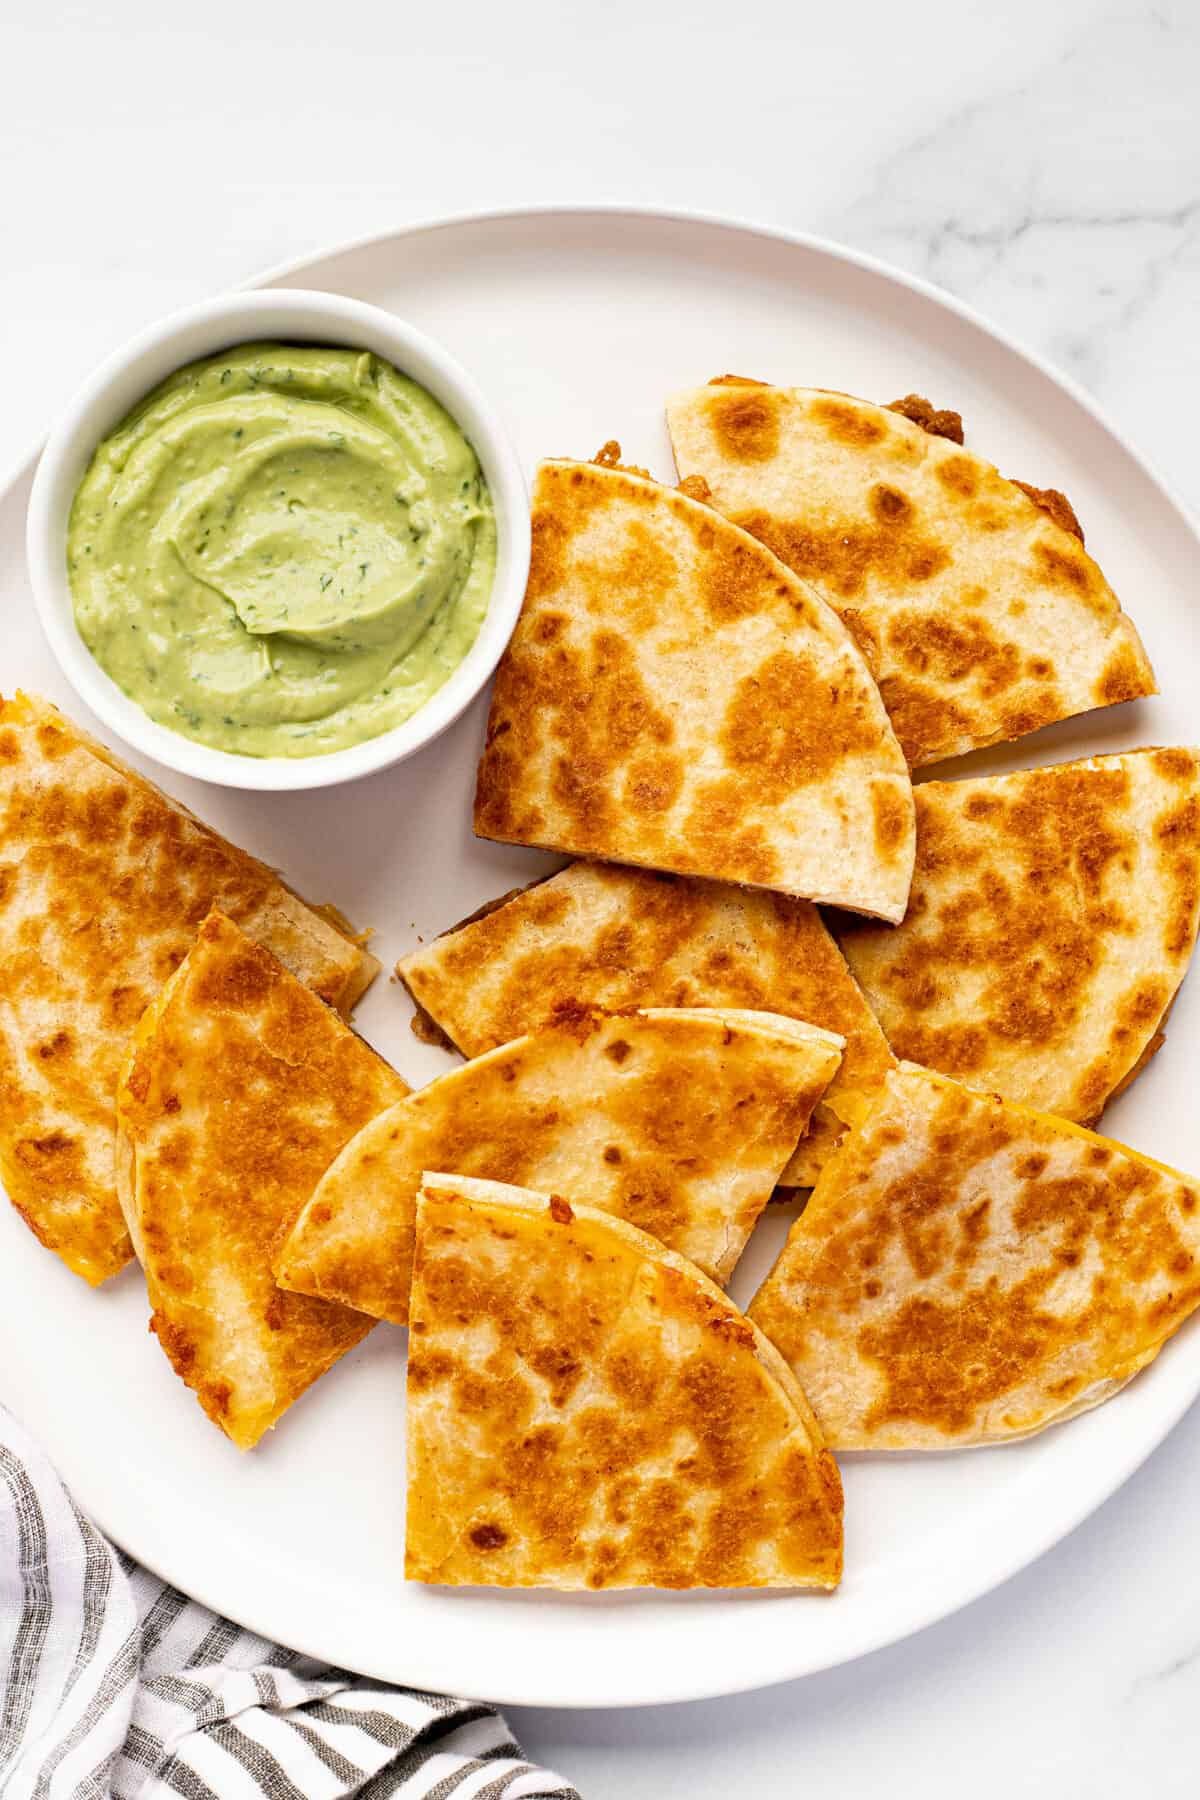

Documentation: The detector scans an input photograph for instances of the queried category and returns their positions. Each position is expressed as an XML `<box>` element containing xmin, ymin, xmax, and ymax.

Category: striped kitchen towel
<box><xmin>0</xmin><ymin>1405</ymin><xmax>578</xmax><ymax>1799</ymax></box>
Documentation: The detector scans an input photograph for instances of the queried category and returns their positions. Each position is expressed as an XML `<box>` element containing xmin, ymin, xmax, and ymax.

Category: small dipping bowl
<box><xmin>26</xmin><ymin>289</ymin><xmax>530</xmax><ymax>791</ymax></box>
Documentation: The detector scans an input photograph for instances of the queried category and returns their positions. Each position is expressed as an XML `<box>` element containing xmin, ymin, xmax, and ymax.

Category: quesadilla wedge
<box><xmin>277</xmin><ymin>1006</ymin><xmax>843</xmax><ymax>1318</ymax></box>
<box><xmin>837</xmin><ymin>748</ymin><xmax>1200</xmax><ymax>1125</ymax></box>
<box><xmin>0</xmin><ymin>692</ymin><xmax>378</xmax><ymax>1286</ymax></box>
<box><xmin>116</xmin><ymin>911</ymin><xmax>407</xmax><ymax>1448</ymax></box>
<box><xmin>474</xmin><ymin>456</ymin><xmax>915</xmax><ymax>921</ymax></box>
<box><xmin>666</xmin><ymin>381</ymin><xmax>1155</xmax><ymax>767</ymax></box>
<box><xmin>397</xmin><ymin>861</ymin><xmax>895</xmax><ymax>1187</ymax></box>
<box><xmin>406</xmin><ymin>1173</ymin><xmax>843</xmax><ymax>1589</ymax></box>
<box><xmin>749</xmin><ymin>1063</ymin><xmax>1200</xmax><ymax>1449</ymax></box>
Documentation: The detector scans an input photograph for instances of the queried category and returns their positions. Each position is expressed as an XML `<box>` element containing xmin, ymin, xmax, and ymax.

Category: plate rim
<box><xmin>5</xmin><ymin>203</ymin><xmax>1200</xmax><ymax>1708</ymax></box>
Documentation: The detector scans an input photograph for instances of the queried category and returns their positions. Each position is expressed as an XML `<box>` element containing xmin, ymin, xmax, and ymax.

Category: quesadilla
<box><xmin>474</xmin><ymin>456</ymin><xmax>915</xmax><ymax>921</ymax></box>
<box><xmin>116</xmin><ymin>911</ymin><xmax>407</xmax><ymax>1448</ymax></box>
<box><xmin>406</xmin><ymin>1173</ymin><xmax>844</xmax><ymax>1589</ymax></box>
<box><xmin>277</xmin><ymin>1006</ymin><xmax>843</xmax><ymax>1319</ymax></box>
<box><xmin>666</xmin><ymin>381</ymin><xmax>1156</xmax><ymax>767</ymax></box>
<box><xmin>837</xmin><ymin>748</ymin><xmax>1200</xmax><ymax>1125</ymax></box>
<box><xmin>396</xmin><ymin>860</ymin><xmax>896</xmax><ymax>1186</ymax></box>
<box><xmin>0</xmin><ymin>691</ymin><xmax>378</xmax><ymax>1286</ymax></box>
<box><xmin>748</xmin><ymin>1063</ymin><xmax>1200</xmax><ymax>1449</ymax></box>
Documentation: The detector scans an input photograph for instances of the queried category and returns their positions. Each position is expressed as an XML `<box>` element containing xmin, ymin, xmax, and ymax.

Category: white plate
<box><xmin>2</xmin><ymin>207</ymin><xmax>1199</xmax><ymax>1710</ymax></box>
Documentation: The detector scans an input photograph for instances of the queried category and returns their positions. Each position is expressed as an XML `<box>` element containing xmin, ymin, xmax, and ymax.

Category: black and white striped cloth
<box><xmin>0</xmin><ymin>1405</ymin><xmax>578</xmax><ymax>1800</ymax></box>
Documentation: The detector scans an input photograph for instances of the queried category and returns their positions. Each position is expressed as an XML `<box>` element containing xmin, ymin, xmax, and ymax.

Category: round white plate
<box><xmin>2</xmin><ymin>208</ymin><xmax>1199</xmax><ymax>1710</ymax></box>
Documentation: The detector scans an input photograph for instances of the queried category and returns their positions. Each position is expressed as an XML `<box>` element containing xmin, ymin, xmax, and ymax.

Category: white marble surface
<box><xmin>4</xmin><ymin>0</ymin><xmax>1200</xmax><ymax>1791</ymax></box>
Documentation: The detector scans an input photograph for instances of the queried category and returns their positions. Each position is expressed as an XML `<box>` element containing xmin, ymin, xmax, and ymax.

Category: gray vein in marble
<box><xmin>1129</xmin><ymin>1638</ymin><xmax>1200</xmax><ymax>1695</ymax></box>
<box><xmin>822</xmin><ymin>8</ymin><xmax>1200</xmax><ymax>394</ymax></box>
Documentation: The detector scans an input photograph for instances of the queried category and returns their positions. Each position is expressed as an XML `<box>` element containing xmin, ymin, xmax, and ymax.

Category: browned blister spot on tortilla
<box><xmin>720</xmin><ymin>650</ymin><xmax>880</xmax><ymax>794</ymax></box>
<box><xmin>871</xmin><ymin>484</ymin><xmax>913</xmax><ymax>524</ymax></box>
<box><xmin>603</xmin><ymin>521</ymin><xmax>682</xmax><ymax>632</ymax></box>
<box><xmin>191</xmin><ymin>932</ymin><xmax>274</xmax><ymax>1011</ymax></box>
<box><xmin>1032</xmin><ymin>540</ymin><xmax>1113</xmax><ymax>614</ymax></box>
<box><xmin>812</xmin><ymin>398</ymin><xmax>886</xmax><ymax>446</ymax></box>
<box><xmin>875</xmin><ymin>679</ymin><xmax>974</xmax><ymax>769</ymax></box>
<box><xmin>699</xmin><ymin>532</ymin><xmax>794</xmax><ymax>624</ymax></box>
<box><xmin>405</xmin><ymin>1182</ymin><xmax>843</xmax><ymax>1588</ymax></box>
<box><xmin>708</xmin><ymin>387</ymin><xmax>781</xmax><ymax>463</ymax></box>
<box><xmin>680</xmin><ymin>780</ymin><xmax>781</xmax><ymax>887</ymax></box>
<box><xmin>1097</xmin><ymin>640</ymin><xmax>1155</xmax><ymax>707</ymax></box>
<box><xmin>1000</xmin><ymin>693</ymin><xmax>1068</xmax><ymax>743</ymax></box>
<box><xmin>1153</xmin><ymin>790</ymin><xmax>1200</xmax><ymax>847</ymax></box>
<box><xmin>735</xmin><ymin>507</ymin><xmax>950</xmax><ymax>605</ymax></box>
<box><xmin>871</xmin><ymin>780</ymin><xmax>910</xmax><ymax>861</ymax></box>
<box><xmin>470</xmin><ymin>1522</ymin><xmax>509</xmax><ymax>1550</ymax></box>
<box><xmin>1153</xmin><ymin>748</ymin><xmax>1199</xmax><ymax>783</ymax></box>
<box><xmin>13</xmin><ymin>1129</ymin><xmax>84</xmax><ymax>1181</ymax></box>
<box><xmin>622</xmin><ymin>750</ymin><xmax>685</xmax><ymax>817</ymax></box>
<box><xmin>471</xmin><ymin>741</ymin><xmax>527</xmax><ymax>842</ymax></box>
<box><xmin>524</xmin><ymin>512</ymin><xmax>572</xmax><ymax>606</ymax></box>
<box><xmin>531</xmin><ymin>610</ymin><xmax>567</xmax><ymax>645</ymax></box>
<box><xmin>887</xmin><ymin>612</ymin><xmax>1023</xmax><ymax>701</ymax></box>
<box><xmin>1155</xmin><ymin>783</ymin><xmax>1200</xmax><ymax>959</ymax></box>
<box><xmin>935</xmin><ymin>456</ymin><xmax>979</xmax><ymax>500</ymax></box>
<box><xmin>857</xmin><ymin>1276</ymin><xmax>1058</xmax><ymax>1437</ymax></box>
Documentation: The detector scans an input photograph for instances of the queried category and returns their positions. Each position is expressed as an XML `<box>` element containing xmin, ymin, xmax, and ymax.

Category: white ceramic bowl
<box><xmin>25</xmin><ymin>290</ymin><xmax>530</xmax><ymax>791</ymax></box>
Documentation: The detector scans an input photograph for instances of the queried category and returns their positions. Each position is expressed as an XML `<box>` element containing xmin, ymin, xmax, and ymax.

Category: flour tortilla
<box><xmin>837</xmin><ymin>748</ymin><xmax>1200</xmax><ymax>1125</ymax></box>
<box><xmin>406</xmin><ymin>1173</ymin><xmax>843</xmax><ymax>1589</ymax></box>
<box><xmin>474</xmin><ymin>457</ymin><xmax>914</xmax><ymax>921</ymax></box>
<box><xmin>115</xmin><ymin>911</ymin><xmax>407</xmax><ymax>1448</ymax></box>
<box><xmin>0</xmin><ymin>691</ymin><xmax>378</xmax><ymax>1286</ymax></box>
<box><xmin>749</xmin><ymin>1063</ymin><xmax>1200</xmax><ymax>1449</ymax></box>
<box><xmin>276</xmin><ymin>1005</ymin><xmax>842</xmax><ymax>1319</ymax></box>
<box><xmin>396</xmin><ymin>860</ymin><xmax>894</xmax><ymax>1186</ymax></box>
<box><xmin>666</xmin><ymin>381</ymin><xmax>1156</xmax><ymax>767</ymax></box>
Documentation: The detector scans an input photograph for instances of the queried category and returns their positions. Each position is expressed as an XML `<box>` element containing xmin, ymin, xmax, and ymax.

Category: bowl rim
<box><xmin>24</xmin><ymin>287</ymin><xmax>530</xmax><ymax>791</ymax></box>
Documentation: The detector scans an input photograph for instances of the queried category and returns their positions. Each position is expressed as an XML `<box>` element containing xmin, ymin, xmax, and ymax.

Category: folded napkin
<box><xmin>0</xmin><ymin>1405</ymin><xmax>578</xmax><ymax>1800</ymax></box>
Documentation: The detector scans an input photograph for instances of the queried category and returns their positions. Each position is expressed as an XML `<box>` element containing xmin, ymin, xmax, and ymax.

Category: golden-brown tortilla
<box><xmin>406</xmin><ymin>1173</ymin><xmax>844</xmax><ymax>1588</ymax></box>
<box><xmin>474</xmin><ymin>458</ymin><xmax>915</xmax><ymax>921</ymax></box>
<box><xmin>749</xmin><ymin>1063</ymin><xmax>1200</xmax><ymax>1449</ymax></box>
<box><xmin>276</xmin><ymin>1006</ymin><xmax>843</xmax><ymax>1319</ymax></box>
<box><xmin>0</xmin><ymin>692</ymin><xmax>378</xmax><ymax>1286</ymax></box>
<box><xmin>396</xmin><ymin>861</ymin><xmax>895</xmax><ymax>1186</ymax></box>
<box><xmin>115</xmin><ymin>911</ymin><xmax>407</xmax><ymax>1448</ymax></box>
<box><xmin>666</xmin><ymin>382</ymin><xmax>1156</xmax><ymax>767</ymax></box>
<box><xmin>837</xmin><ymin>748</ymin><xmax>1200</xmax><ymax>1124</ymax></box>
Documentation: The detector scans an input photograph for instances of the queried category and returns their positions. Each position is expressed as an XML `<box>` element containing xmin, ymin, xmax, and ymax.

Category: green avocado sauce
<box><xmin>66</xmin><ymin>343</ymin><xmax>497</xmax><ymax>757</ymax></box>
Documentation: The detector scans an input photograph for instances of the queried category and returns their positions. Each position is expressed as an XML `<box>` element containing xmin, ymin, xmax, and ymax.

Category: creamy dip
<box><xmin>67</xmin><ymin>342</ymin><xmax>497</xmax><ymax>757</ymax></box>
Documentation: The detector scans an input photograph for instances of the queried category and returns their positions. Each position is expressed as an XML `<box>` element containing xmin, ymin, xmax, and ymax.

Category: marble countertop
<box><xmin>4</xmin><ymin>1</ymin><xmax>1199</xmax><ymax>1792</ymax></box>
